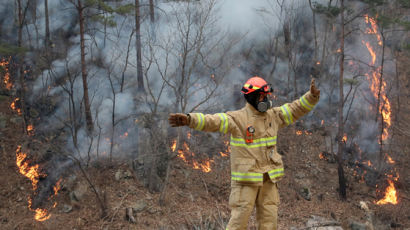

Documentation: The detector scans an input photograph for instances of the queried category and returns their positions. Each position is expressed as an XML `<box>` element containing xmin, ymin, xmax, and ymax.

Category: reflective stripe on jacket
<box><xmin>188</xmin><ymin>91</ymin><xmax>319</xmax><ymax>185</ymax></box>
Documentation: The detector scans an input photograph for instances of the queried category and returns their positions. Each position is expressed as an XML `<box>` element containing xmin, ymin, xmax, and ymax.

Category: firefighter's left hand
<box><xmin>310</xmin><ymin>78</ymin><xmax>320</xmax><ymax>97</ymax></box>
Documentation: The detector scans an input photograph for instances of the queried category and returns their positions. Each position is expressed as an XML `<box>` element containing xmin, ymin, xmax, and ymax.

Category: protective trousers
<box><xmin>226</xmin><ymin>173</ymin><xmax>279</xmax><ymax>230</ymax></box>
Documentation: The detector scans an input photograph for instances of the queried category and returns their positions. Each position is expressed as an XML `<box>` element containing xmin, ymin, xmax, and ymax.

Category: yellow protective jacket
<box><xmin>188</xmin><ymin>91</ymin><xmax>319</xmax><ymax>186</ymax></box>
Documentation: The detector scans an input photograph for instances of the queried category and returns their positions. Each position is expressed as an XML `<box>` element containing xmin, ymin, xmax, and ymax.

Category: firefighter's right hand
<box><xmin>168</xmin><ymin>113</ymin><xmax>190</xmax><ymax>127</ymax></box>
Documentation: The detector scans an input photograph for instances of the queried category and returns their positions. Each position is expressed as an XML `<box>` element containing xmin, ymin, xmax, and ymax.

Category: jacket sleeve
<box><xmin>276</xmin><ymin>91</ymin><xmax>320</xmax><ymax>129</ymax></box>
<box><xmin>187</xmin><ymin>112</ymin><xmax>232</xmax><ymax>134</ymax></box>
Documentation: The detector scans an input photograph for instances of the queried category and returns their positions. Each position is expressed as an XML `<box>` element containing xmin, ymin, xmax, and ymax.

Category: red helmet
<box><xmin>241</xmin><ymin>76</ymin><xmax>273</xmax><ymax>94</ymax></box>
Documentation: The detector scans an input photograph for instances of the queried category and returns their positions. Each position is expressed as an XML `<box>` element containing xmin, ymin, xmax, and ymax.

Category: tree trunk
<box><xmin>309</xmin><ymin>0</ymin><xmax>318</xmax><ymax>61</ymax></box>
<box><xmin>337</xmin><ymin>0</ymin><xmax>347</xmax><ymax>200</ymax></box>
<box><xmin>135</xmin><ymin>0</ymin><xmax>144</xmax><ymax>91</ymax></box>
<box><xmin>17</xmin><ymin>0</ymin><xmax>27</xmax><ymax>134</ymax></box>
<box><xmin>149</xmin><ymin>0</ymin><xmax>154</xmax><ymax>22</ymax></box>
<box><xmin>44</xmin><ymin>0</ymin><xmax>50</xmax><ymax>48</ymax></box>
<box><xmin>377</xmin><ymin>30</ymin><xmax>386</xmax><ymax>167</ymax></box>
<box><xmin>78</xmin><ymin>0</ymin><xmax>94</xmax><ymax>133</ymax></box>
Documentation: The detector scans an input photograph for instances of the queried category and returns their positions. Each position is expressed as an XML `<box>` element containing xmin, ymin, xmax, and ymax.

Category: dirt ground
<box><xmin>0</xmin><ymin>93</ymin><xmax>409</xmax><ymax>230</ymax></box>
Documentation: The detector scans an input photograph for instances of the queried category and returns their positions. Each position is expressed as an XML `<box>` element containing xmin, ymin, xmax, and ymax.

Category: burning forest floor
<box><xmin>0</xmin><ymin>98</ymin><xmax>409</xmax><ymax>230</ymax></box>
<box><xmin>0</xmin><ymin>55</ymin><xmax>409</xmax><ymax>230</ymax></box>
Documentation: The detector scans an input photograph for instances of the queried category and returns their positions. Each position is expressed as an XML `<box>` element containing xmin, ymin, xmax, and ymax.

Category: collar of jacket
<box><xmin>245</xmin><ymin>102</ymin><xmax>266</xmax><ymax>116</ymax></box>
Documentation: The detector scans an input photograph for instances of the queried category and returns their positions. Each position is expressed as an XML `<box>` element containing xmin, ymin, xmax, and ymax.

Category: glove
<box><xmin>310</xmin><ymin>78</ymin><xmax>320</xmax><ymax>97</ymax></box>
<box><xmin>168</xmin><ymin>113</ymin><xmax>190</xmax><ymax>127</ymax></box>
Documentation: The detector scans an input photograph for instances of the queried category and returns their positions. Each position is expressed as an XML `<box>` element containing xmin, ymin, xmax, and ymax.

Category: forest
<box><xmin>0</xmin><ymin>0</ymin><xmax>409</xmax><ymax>229</ymax></box>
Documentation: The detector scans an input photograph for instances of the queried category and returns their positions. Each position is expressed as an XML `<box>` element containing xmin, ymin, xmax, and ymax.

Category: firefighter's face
<box><xmin>258</xmin><ymin>92</ymin><xmax>270</xmax><ymax>101</ymax></box>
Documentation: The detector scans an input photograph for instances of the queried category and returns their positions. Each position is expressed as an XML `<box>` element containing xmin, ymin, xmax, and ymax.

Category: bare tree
<box><xmin>44</xmin><ymin>0</ymin><xmax>50</xmax><ymax>48</ymax></box>
<box><xmin>67</xmin><ymin>0</ymin><xmax>94</xmax><ymax>133</ymax></box>
<box><xmin>152</xmin><ymin>0</ymin><xmax>241</xmax><ymax>205</ymax></box>
<box><xmin>337</xmin><ymin>0</ymin><xmax>347</xmax><ymax>199</ymax></box>
<box><xmin>135</xmin><ymin>0</ymin><xmax>144</xmax><ymax>91</ymax></box>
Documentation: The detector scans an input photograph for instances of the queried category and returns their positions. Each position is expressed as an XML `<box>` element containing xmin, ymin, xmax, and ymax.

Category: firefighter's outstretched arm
<box><xmin>276</xmin><ymin>78</ymin><xmax>320</xmax><ymax>128</ymax></box>
<box><xmin>169</xmin><ymin>112</ymin><xmax>231</xmax><ymax>134</ymax></box>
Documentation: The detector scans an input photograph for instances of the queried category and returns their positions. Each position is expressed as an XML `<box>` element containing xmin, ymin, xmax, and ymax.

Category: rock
<box><xmin>147</xmin><ymin>207</ymin><xmax>158</xmax><ymax>214</ymax></box>
<box><xmin>131</xmin><ymin>200</ymin><xmax>148</xmax><ymax>212</ymax></box>
<box><xmin>125</xmin><ymin>207</ymin><xmax>136</xmax><ymax>223</ymax></box>
<box><xmin>349</xmin><ymin>220</ymin><xmax>367</xmax><ymax>230</ymax></box>
<box><xmin>306</xmin><ymin>215</ymin><xmax>343</xmax><ymax>230</ymax></box>
<box><xmin>70</xmin><ymin>182</ymin><xmax>87</xmax><ymax>202</ymax></box>
<box><xmin>62</xmin><ymin>204</ymin><xmax>73</xmax><ymax>213</ymax></box>
<box><xmin>115</xmin><ymin>170</ymin><xmax>123</xmax><ymax>181</ymax></box>
<box><xmin>123</xmin><ymin>170</ymin><xmax>133</xmax><ymax>179</ymax></box>
<box><xmin>299</xmin><ymin>187</ymin><xmax>312</xmax><ymax>201</ymax></box>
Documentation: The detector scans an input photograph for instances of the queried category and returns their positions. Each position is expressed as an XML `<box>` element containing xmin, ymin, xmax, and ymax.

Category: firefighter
<box><xmin>168</xmin><ymin>76</ymin><xmax>320</xmax><ymax>230</ymax></box>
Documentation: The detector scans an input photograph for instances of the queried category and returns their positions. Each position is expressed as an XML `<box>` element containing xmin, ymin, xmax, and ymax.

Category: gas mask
<box><xmin>256</xmin><ymin>96</ymin><xmax>273</xmax><ymax>112</ymax></box>
<box><xmin>244</xmin><ymin>92</ymin><xmax>273</xmax><ymax>113</ymax></box>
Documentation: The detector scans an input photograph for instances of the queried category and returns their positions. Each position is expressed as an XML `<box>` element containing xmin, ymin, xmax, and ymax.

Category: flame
<box><xmin>342</xmin><ymin>134</ymin><xmax>347</xmax><ymax>143</ymax></box>
<box><xmin>174</xmin><ymin>141</ymin><xmax>214</xmax><ymax>173</ymax></box>
<box><xmin>120</xmin><ymin>132</ymin><xmax>128</xmax><ymax>138</ymax></box>
<box><xmin>366</xmin><ymin>160</ymin><xmax>372</xmax><ymax>167</ymax></box>
<box><xmin>376</xmin><ymin>180</ymin><xmax>398</xmax><ymax>205</ymax></box>
<box><xmin>296</xmin><ymin>130</ymin><xmax>302</xmax><ymax>136</ymax></box>
<box><xmin>16</xmin><ymin>146</ymin><xmax>44</xmax><ymax>190</ymax></box>
<box><xmin>321</xmin><ymin>120</ymin><xmax>324</xmax><ymax>126</ymax></box>
<box><xmin>219</xmin><ymin>140</ymin><xmax>230</xmax><ymax>157</ymax></box>
<box><xmin>17</xmin><ymin>147</ymin><xmax>56</xmax><ymax>222</ymax></box>
<box><xmin>363</xmin><ymin>15</ymin><xmax>391</xmax><ymax>141</ymax></box>
<box><xmin>0</xmin><ymin>58</ymin><xmax>13</xmax><ymax>90</ymax></box>
<box><xmin>34</xmin><ymin>208</ymin><xmax>51</xmax><ymax>221</ymax></box>
<box><xmin>10</xmin><ymin>98</ymin><xmax>22</xmax><ymax>115</ymax></box>
<box><xmin>364</xmin><ymin>14</ymin><xmax>383</xmax><ymax>46</ymax></box>
<box><xmin>27</xmin><ymin>124</ymin><xmax>34</xmax><ymax>136</ymax></box>
<box><xmin>319</xmin><ymin>152</ymin><xmax>326</xmax><ymax>160</ymax></box>
<box><xmin>28</xmin><ymin>199</ymin><xmax>51</xmax><ymax>222</ymax></box>
<box><xmin>386</xmin><ymin>155</ymin><xmax>395</xmax><ymax>164</ymax></box>
<box><xmin>316</xmin><ymin>61</ymin><xmax>320</xmax><ymax>65</ymax></box>
<box><xmin>53</xmin><ymin>178</ymin><xmax>62</xmax><ymax>196</ymax></box>
<box><xmin>170</xmin><ymin>139</ymin><xmax>177</xmax><ymax>152</ymax></box>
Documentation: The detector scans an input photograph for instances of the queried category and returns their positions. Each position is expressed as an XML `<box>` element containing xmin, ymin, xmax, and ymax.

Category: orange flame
<box><xmin>27</xmin><ymin>124</ymin><xmax>34</xmax><ymax>136</ymax></box>
<box><xmin>363</xmin><ymin>15</ymin><xmax>391</xmax><ymax>141</ymax></box>
<box><xmin>34</xmin><ymin>208</ymin><xmax>51</xmax><ymax>221</ymax></box>
<box><xmin>296</xmin><ymin>130</ymin><xmax>302</xmax><ymax>136</ymax></box>
<box><xmin>10</xmin><ymin>98</ymin><xmax>22</xmax><ymax>115</ymax></box>
<box><xmin>16</xmin><ymin>146</ymin><xmax>44</xmax><ymax>190</ymax></box>
<box><xmin>53</xmin><ymin>178</ymin><xmax>62</xmax><ymax>196</ymax></box>
<box><xmin>386</xmin><ymin>155</ymin><xmax>395</xmax><ymax>164</ymax></box>
<box><xmin>0</xmin><ymin>58</ymin><xmax>13</xmax><ymax>90</ymax></box>
<box><xmin>28</xmin><ymin>199</ymin><xmax>51</xmax><ymax>222</ymax></box>
<box><xmin>321</xmin><ymin>120</ymin><xmax>324</xmax><ymax>126</ymax></box>
<box><xmin>175</xmin><ymin>141</ymin><xmax>213</xmax><ymax>173</ymax></box>
<box><xmin>219</xmin><ymin>140</ymin><xmax>230</xmax><ymax>157</ymax></box>
<box><xmin>170</xmin><ymin>139</ymin><xmax>177</xmax><ymax>152</ymax></box>
<box><xmin>319</xmin><ymin>152</ymin><xmax>327</xmax><ymax>160</ymax></box>
<box><xmin>120</xmin><ymin>132</ymin><xmax>128</xmax><ymax>138</ymax></box>
<box><xmin>376</xmin><ymin>180</ymin><xmax>398</xmax><ymax>205</ymax></box>
<box><xmin>342</xmin><ymin>134</ymin><xmax>347</xmax><ymax>143</ymax></box>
